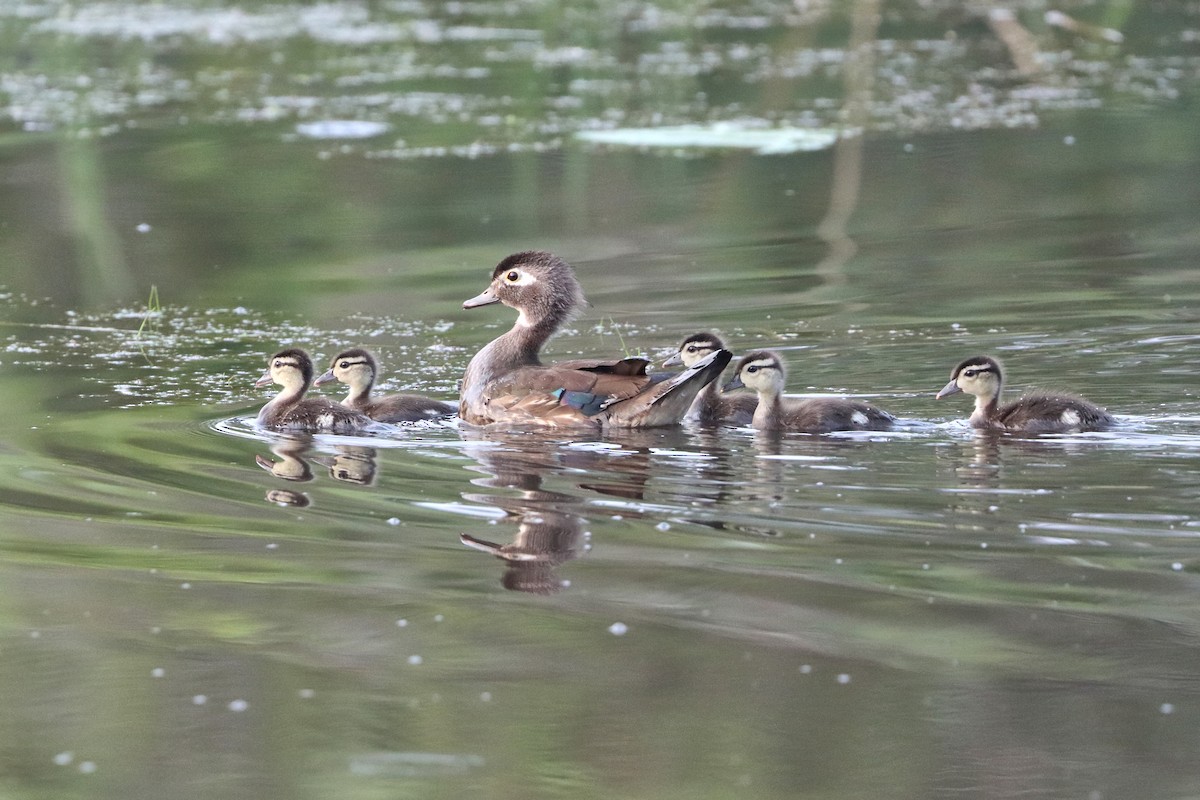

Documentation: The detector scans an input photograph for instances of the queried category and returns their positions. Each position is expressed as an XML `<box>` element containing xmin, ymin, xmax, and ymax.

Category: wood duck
<box><xmin>459</xmin><ymin>251</ymin><xmax>731</xmax><ymax>428</ymax></box>
<box><xmin>936</xmin><ymin>355</ymin><xmax>1114</xmax><ymax>432</ymax></box>
<box><xmin>313</xmin><ymin>347</ymin><xmax>455</xmax><ymax>423</ymax></box>
<box><xmin>663</xmin><ymin>332</ymin><xmax>757</xmax><ymax>425</ymax></box>
<box><xmin>254</xmin><ymin>348</ymin><xmax>384</xmax><ymax>434</ymax></box>
<box><xmin>725</xmin><ymin>350</ymin><xmax>895</xmax><ymax>433</ymax></box>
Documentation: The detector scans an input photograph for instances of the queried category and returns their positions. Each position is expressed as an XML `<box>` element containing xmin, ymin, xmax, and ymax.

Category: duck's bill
<box><xmin>661</xmin><ymin>353</ymin><xmax>683</xmax><ymax>367</ymax></box>
<box><xmin>723</xmin><ymin>376</ymin><xmax>745</xmax><ymax>391</ymax></box>
<box><xmin>463</xmin><ymin>289</ymin><xmax>500</xmax><ymax>309</ymax></box>
<box><xmin>935</xmin><ymin>380</ymin><xmax>961</xmax><ymax>399</ymax></box>
<box><xmin>313</xmin><ymin>369</ymin><xmax>336</xmax><ymax>386</ymax></box>
<box><xmin>254</xmin><ymin>369</ymin><xmax>274</xmax><ymax>388</ymax></box>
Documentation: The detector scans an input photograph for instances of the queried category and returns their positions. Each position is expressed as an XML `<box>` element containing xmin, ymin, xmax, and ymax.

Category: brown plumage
<box><xmin>725</xmin><ymin>350</ymin><xmax>895</xmax><ymax>433</ymax></box>
<box><xmin>254</xmin><ymin>348</ymin><xmax>381</xmax><ymax>434</ymax></box>
<box><xmin>460</xmin><ymin>251</ymin><xmax>730</xmax><ymax>429</ymax></box>
<box><xmin>936</xmin><ymin>354</ymin><xmax>1114</xmax><ymax>433</ymax></box>
<box><xmin>314</xmin><ymin>348</ymin><xmax>455</xmax><ymax>423</ymax></box>
<box><xmin>662</xmin><ymin>332</ymin><xmax>756</xmax><ymax>425</ymax></box>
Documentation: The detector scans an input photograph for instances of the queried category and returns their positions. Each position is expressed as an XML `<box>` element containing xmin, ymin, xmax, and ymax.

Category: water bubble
<box><xmin>387</xmin><ymin>517</ymin><xmax>401</xmax><ymax>526</ymax></box>
<box><xmin>1160</xmin><ymin>703</ymin><xmax>1175</xmax><ymax>715</ymax></box>
<box><xmin>298</xmin><ymin>689</ymin><xmax>315</xmax><ymax>699</ymax></box>
<box><xmin>53</xmin><ymin>752</ymin><xmax>73</xmax><ymax>766</ymax></box>
<box><xmin>656</xmin><ymin>522</ymin><xmax>671</xmax><ymax>531</ymax></box>
<box><xmin>79</xmin><ymin>761</ymin><xmax>97</xmax><ymax>774</ymax></box>
<box><xmin>136</xmin><ymin>222</ymin><xmax>152</xmax><ymax>233</ymax></box>
<box><xmin>608</xmin><ymin>622</ymin><xmax>628</xmax><ymax>636</ymax></box>
<box><xmin>799</xmin><ymin>664</ymin><xmax>812</xmax><ymax>674</ymax></box>
<box><xmin>228</xmin><ymin>699</ymin><xmax>248</xmax><ymax>712</ymax></box>
<box><xmin>407</xmin><ymin>655</ymin><xmax>423</xmax><ymax>666</ymax></box>
<box><xmin>151</xmin><ymin>667</ymin><xmax>165</xmax><ymax>678</ymax></box>
<box><xmin>396</xmin><ymin>618</ymin><xmax>408</xmax><ymax>627</ymax></box>
<box><xmin>1172</xmin><ymin>562</ymin><xmax>1184</xmax><ymax>571</ymax></box>
<box><xmin>480</xmin><ymin>692</ymin><xmax>492</xmax><ymax>702</ymax></box>
<box><xmin>433</xmin><ymin>614</ymin><xmax>444</xmax><ymax>623</ymax></box>
<box><xmin>836</xmin><ymin>673</ymin><xmax>852</xmax><ymax>684</ymax></box>
<box><xmin>192</xmin><ymin>695</ymin><xmax>207</xmax><ymax>705</ymax></box>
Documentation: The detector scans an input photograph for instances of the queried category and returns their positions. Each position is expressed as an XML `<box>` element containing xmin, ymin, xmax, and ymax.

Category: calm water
<box><xmin>2</xmin><ymin>2</ymin><xmax>1200</xmax><ymax>799</ymax></box>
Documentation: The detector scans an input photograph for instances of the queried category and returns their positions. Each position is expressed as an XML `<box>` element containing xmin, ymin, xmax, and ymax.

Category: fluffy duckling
<box><xmin>314</xmin><ymin>348</ymin><xmax>455</xmax><ymax>423</ymax></box>
<box><xmin>460</xmin><ymin>251</ymin><xmax>730</xmax><ymax>428</ymax></box>
<box><xmin>725</xmin><ymin>350</ymin><xmax>895</xmax><ymax>433</ymax></box>
<box><xmin>254</xmin><ymin>348</ymin><xmax>381</xmax><ymax>434</ymax></box>
<box><xmin>663</xmin><ymin>332</ymin><xmax>756</xmax><ymax>425</ymax></box>
<box><xmin>936</xmin><ymin>355</ymin><xmax>1114</xmax><ymax>432</ymax></box>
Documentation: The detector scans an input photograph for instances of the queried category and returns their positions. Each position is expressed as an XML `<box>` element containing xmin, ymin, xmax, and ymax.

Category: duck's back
<box><xmin>260</xmin><ymin>397</ymin><xmax>375</xmax><ymax>434</ymax></box>
<box><xmin>997</xmin><ymin>391</ymin><xmax>1114</xmax><ymax>433</ymax></box>
<box><xmin>693</xmin><ymin>386</ymin><xmax>757</xmax><ymax>426</ymax></box>
<box><xmin>777</xmin><ymin>398</ymin><xmax>895</xmax><ymax>433</ymax></box>
<box><xmin>354</xmin><ymin>394</ymin><xmax>456</xmax><ymax>424</ymax></box>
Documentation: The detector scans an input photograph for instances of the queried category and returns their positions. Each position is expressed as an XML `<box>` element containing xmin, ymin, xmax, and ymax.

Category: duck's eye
<box><xmin>686</xmin><ymin>345</ymin><xmax>699</xmax><ymax>353</ymax></box>
<box><xmin>747</xmin><ymin>365</ymin><xmax>758</xmax><ymax>373</ymax></box>
<box><xmin>964</xmin><ymin>369</ymin><xmax>977</xmax><ymax>378</ymax></box>
<box><xmin>505</xmin><ymin>270</ymin><xmax>520</xmax><ymax>282</ymax></box>
<box><xmin>339</xmin><ymin>361</ymin><xmax>350</xmax><ymax>369</ymax></box>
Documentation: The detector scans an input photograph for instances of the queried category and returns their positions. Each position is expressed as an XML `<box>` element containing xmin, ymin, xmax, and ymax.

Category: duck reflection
<box><xmin>312</xmin><ymin>445</ymin><xmax>379</xmax><ymax>486</ymax></box>
<box><xmin>253</xmin><ymin>438</ymin><xmax>381</xmax><ymax>508</ymax></box>
<box><xmin>255</xmin><ymin>438</ymin><xmax>314</xmax><ymax>482</ymax></box>
<box><xmin>457</xmin><ymin>426</ymin><xmax>729</xmax><ymax>592</ymax></box>
<box><xmin>458</xmin><ymin>431</ymin><xmax>591</xmax><ymax>594</ymax></box>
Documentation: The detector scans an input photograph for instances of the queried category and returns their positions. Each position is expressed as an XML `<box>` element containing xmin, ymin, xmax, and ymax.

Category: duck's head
<box><xmin>724</xmin><ymin>350</ymin><xmax>785</xmax><ymax>395</ymax></box>
<box><xmin>256</xmin><ymin>348</ymin><xmax>314</xmax><ymax>390</ymax></box>
<box><xmin>663</xmin><ymin>331</ymin><xmax>729</xmax><ymax>368</ymax></box>
<box><xmin>462</xmin><ymin>251</ymin><xmax>587</xmax><ymax>328</ymax></box>
<box><xmin>315</xmin><ymin>347</ymin><xmax>377</xmax><ymax>390</ymax></box>
<box><xmin>936</xmin><ymin>355</ymin><xmax>1003</xmax><ymax>400</ymax></box>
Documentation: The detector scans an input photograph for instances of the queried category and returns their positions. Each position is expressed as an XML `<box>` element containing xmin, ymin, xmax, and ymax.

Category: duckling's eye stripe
<box><xmin>340</xmin><ymin>359</ymin><xmax>369</xmax><ymax>368</ymax></box>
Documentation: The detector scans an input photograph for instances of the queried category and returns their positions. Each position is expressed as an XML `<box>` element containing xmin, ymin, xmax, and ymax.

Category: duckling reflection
<box><xmin>265</xmin><ymin>488</ymin><xmax>311</xmax><ymax>508</ymax></box>
<box><xmin>311</xmin><ymin>445</ymin><xmax>379</xmax><ymax>486</ymax></box>
<box><xmin>255</xmin><ymin>439</ymin><xmax>314</xmax><ymax>482</ymax></box>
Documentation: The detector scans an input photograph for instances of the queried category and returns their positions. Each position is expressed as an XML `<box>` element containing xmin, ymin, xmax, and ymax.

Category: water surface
<box><xmin>2</xmin><ymin>2</ymin><xmax>1200</xmax><ymax>799</ymax></box>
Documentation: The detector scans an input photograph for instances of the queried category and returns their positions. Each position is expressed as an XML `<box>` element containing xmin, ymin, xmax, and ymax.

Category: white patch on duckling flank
<box><xmin>1060</xmin><ymin>410</ymin><xmax>1081</xmax><ymax>427</ymax></box>
<box><xmin>851</xmin><ymin>411</ymin><xmax>869</xmax><ymax>427</ymax></box>
<box><xmin>316</xmin><ymin>412</ymin><xmax>335</xmax><ymax>429</ymax></box>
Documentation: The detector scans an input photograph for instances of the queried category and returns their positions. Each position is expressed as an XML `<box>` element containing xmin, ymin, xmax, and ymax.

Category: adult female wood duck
<box><xmin>254</xmin><ymin>348</ymin><xmax>383</xmax><ymax>434</ymax></box>
<box><xmin>460</xmin><ymin>251</ymin><xmax>731</xmax><ymax>428</ymax></box>
<box><xmin>725</xmin><ymin>350</ymin><xmax>895</xmax><ymax>433</ymax></box>
<box><xmin>314</xmin><ymin>347</ymin><xmax>455</xmax><ymax>423</ymax></box>
<box><xmin>663</xmin><ymin>332</ymin><xmax>757</xmax><ymax>426</ymax></box>
<box><xmin>936</xmin><ymin>355</ymin><xmax>1114</xmax><ymax>432</ymax></box>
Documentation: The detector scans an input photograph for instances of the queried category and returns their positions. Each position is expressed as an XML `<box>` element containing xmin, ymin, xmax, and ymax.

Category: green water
<box><xmin>2</xmin><ymin>2</ymin><xmax>1200</xmax><ymax>799</ymax></box>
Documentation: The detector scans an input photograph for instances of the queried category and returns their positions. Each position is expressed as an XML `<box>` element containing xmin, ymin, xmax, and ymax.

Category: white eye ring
<box><xmin>504</xmin><ymin>270</ymin><xmax>537</xmax><ymax>287</ymax></box>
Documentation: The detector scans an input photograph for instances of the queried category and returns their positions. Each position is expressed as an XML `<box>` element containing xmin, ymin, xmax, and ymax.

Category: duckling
<box><xmin>313</xmin><ymin>348</ymin><xmax>455</xmax><ymax>423</ymax></box>
<box><xmin>725</xmin><ymin>350</ymin><xmax>895</xmax><ymax>433</ymax></box>
<box><xmin>663</xmin><ymin>332</ymin><xmax>756</xmax><ymax>425</ymax></box>
<box><xmin>254</xmin><ymin>348</ymin><xmax>382</xmax><ymax>434</ymax></box>
<box><xmin>460</xmin><ymin>251</ymin><xmax>731</xmax><ymax>428</ymax></box>
<box><xmin>935</xmin><ymin>355</ymin><xmax>1114</xmax><ymax>433</ymax></box>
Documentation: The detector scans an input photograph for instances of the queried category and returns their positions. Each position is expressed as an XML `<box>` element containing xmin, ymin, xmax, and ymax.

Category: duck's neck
<box><xmin>751</xmin><ymin>390</ymin><xmax>783</xmax><ymax>430</ymax></box>
<box><xmin>343</xmin><ymin>382</ymin><xmax>371</xmax><ymax>407</ymax></box>
<box><xmin>462</xmin><ymin>316</ymin><xmax>557</xmax><ymax>399</ymax></box>
<box><xmin>692</xmin><ymin>379</ymin><xmax>720</xmax><ymax>417</ymax></box>
<box><xmin>258</xmin><ymin>382</ymin><xmax>306</xmax><ymax>422</ymax></box>
<box><xmin>970</xmin><ymin>388</ymin><xmax>1001</xmax><ymax>427</ymax></box>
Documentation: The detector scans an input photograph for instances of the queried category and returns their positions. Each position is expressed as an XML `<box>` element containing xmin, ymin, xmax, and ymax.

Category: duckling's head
<box><xmin>724</xmin><ymin>350</ymin><xmax>786</xmax><ymax>396</ymax></box>
<box><xmin>663</xmin><ymin>331</ymin><xmax>729</xmax><ymax>368</ymax></box>
<box><xmin>315</xmin><ymin>347</ymin><xmax>377</xmax><ymax>390</ymax></box>
<box><xmin>462</xmin><ymin>251</ymin><xmax>587</xmax><ymax>329</ymax></box>
<box><xmin>255</xmin><ymin>348</ymin><xmax>314</xmax><ymax>390</ymax></box>
<box><xmin>936</xmin><ymin>355</ymin><xmax>1003</xmax><ymax>400</ymax></box>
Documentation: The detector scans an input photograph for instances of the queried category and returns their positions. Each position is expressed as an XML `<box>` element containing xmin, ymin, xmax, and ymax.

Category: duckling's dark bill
<box><xmin>463</xmin><ymin>290</ymin><xmax>499</xmax><ymax>309</ymax></box>
<box><xmin>935</xmin><ymin>380</ymin><xmax>961</xmax><ymax>399</ymax></box>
